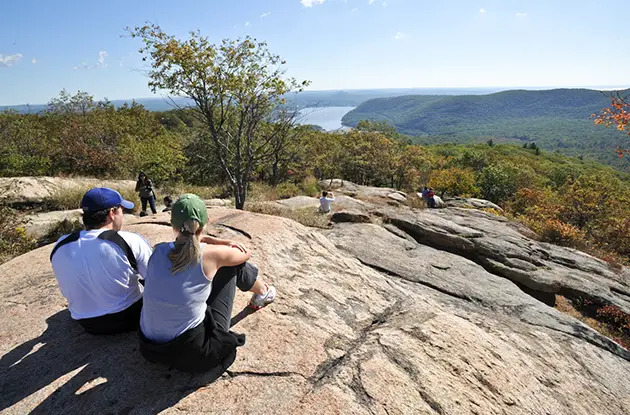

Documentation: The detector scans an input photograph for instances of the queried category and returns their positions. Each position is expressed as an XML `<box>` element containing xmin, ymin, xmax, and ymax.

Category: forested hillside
<box><xmin>342</xmin><ymin>89</ymin><xmax>630</xmax><ymax>170</ymax></box>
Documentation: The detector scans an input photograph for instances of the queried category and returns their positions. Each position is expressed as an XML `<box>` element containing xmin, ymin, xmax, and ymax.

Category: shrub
<box><xmin>300</xmin><ymin>175</ymin><xmax>320</xmax><ymax>196</ymax></box>
<box><xmin>538</xmin><ymin>219</ymin><xmax>584</xmax><ymax>246</ymax></box>
<box><xmin>275</xmin><ymin>182</ymin><xmax>300</xmax><ymax>199</ymax></box>
<box><xmin>0</xmin><ymin>207</ymin><xmax>37</xmax><ymax>264</ymax></box>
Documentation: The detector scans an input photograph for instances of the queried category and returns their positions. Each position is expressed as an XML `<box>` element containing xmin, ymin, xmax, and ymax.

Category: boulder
<box><xmin>445</xmin><ymin>197</ymin><xmax>504</xmax><ymax>211</ymax></box>
<box><xmin>318</xmin><ymin>179</ymin><xmax>406</xmax><ymax>201</ymax></box>
<box><xmin>387</xmin><ymin>192</ymin><xmax>407</xmax><ymax>203</ymax></box>
<box><xmin>1</xmin><ymin>209</ymin><xmax>629</xmax><ymax>414</ymax></box>
<box><xmin>0</xmin><ymin>177</ymin><xmax>135</xmax><ymax>205</ymax></box>
<box><xmin>275</xmin><ymin>196</ymin><xmax>320</xmax><ymax>210</ymax></box>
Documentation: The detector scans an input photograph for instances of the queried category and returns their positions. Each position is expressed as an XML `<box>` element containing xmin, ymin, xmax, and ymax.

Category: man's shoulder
<box><xmin>118</xmin><ymin>230</ymin><xmax>152</xmax><ymax>249</ymax></box>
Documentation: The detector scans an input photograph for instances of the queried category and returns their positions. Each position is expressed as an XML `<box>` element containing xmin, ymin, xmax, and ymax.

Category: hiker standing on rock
<box><xmin>50</xmin><ymin>188</ymin><xmax>153</xmax><ymax>334</ymax></box>
<box><xmin>138</xmin><ymin>194</ymin><xmax>276</xmax><ymax>373</ymax></box>
<box><xmin>136</xmin><ymin>172</ymin><xmax>157</xmax><ymax>216</ymax></box>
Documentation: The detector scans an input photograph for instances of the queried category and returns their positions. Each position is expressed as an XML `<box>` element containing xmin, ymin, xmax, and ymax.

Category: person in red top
<box><xmin>427</xmin><ymin>188</ymin><xmax>436</xmax><ymax>208</ymax></box>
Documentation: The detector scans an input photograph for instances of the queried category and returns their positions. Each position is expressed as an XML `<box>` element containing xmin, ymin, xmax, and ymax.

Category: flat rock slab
<box><xmin>1</xmin><ymin>209</ymin><xmax>629</xmax><ymax>414</ymax></box>
<box><xmin>0</xmin><ymin>177</ymin><xmax>135</xmax><ymax>204</ymax></box>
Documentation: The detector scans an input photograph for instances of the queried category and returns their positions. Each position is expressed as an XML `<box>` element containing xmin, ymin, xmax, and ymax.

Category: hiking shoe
<box><xmin>249</xmin><ymin>284</ymin><xmax>276</xmax><ymax>310</ymax></box>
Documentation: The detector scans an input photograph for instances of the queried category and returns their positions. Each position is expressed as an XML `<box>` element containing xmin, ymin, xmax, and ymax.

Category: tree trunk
<box><xmin>271</xmin><ymin>158</ymin><xmax>279</xmax><ymax>187</ymax></box>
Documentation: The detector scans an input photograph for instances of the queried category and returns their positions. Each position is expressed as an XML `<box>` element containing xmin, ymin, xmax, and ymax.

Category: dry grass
<box><xmin>246</xmin><ymin>202</ymin><xmax>330</xmax><ymax>229</ymax></box>
<box><xmin>45</xmin><ymin>185</ymin><xmax>141</xmax><ymax>213</ymax></box>
<box><xmin>158</xmin><ymin>183</ymin><xmax>223</xmax><ymax>200</ymax></box>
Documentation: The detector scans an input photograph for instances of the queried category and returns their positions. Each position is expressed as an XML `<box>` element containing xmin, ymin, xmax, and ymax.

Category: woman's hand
<box><xmin>227</xmin><ymin>242</ymin><xmax>248</xmax><ymax>253</ymax></box>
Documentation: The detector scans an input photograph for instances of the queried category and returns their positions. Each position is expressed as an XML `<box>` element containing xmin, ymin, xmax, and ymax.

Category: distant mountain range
<box><xmin>342</xmin><ymin>88</ymin><xmax>630</xmax><ymax>170</ymax></box>
<box><xmin>0</xmin><ymin>87</ymin><xmax>507</xmax><ymax>114</ymax></box>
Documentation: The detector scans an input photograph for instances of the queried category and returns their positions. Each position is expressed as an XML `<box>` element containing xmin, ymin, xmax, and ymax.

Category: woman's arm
<box><xmin>202</xmin><ymin>245</ymin><xmax>252</xmax><ymax>279</ymax></box>
<box><xmin>201</xmin><ymin>235</ymin><xmax>248</xmax><ymax>253</ymax></box>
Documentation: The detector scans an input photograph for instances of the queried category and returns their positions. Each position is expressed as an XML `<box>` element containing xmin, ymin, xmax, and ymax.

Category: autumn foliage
<box><xmin>593</xmin><ymin>95</ymin><xmax>630</xmax><ymax>158</ymax></box>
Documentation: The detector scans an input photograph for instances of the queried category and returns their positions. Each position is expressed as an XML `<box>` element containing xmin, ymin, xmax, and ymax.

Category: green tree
<box><xmin>129</xmin><ymin>24</ymin><xmax>309</xmax><ymax>209</ymax></box>
<box><xmin>477</xmin><ymin>165</ymin><xmax>517</xmax><ymax>204</ymax></box>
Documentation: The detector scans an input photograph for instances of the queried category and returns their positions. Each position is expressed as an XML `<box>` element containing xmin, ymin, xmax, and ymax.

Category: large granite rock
<box><xmin>382</xmin><ymin>207</ymin><xmax>630</xmax><ymax>314</ymax></box>
<box><xmin>318</xmin><ymin>179</ymin><xmax>407</xmax><ymax>201</ymax></box>
<box><xmin>445</xmin><ymin>197</ymin><xmax>504</xmax><ymax>211</ymax></box>
<box><xmin>1</xmin><ymin>208</ymin><xmax>629</xmax><ymax>414</ymax></box>
<box><xmin>0</xmin><ymin>177</ymin><xmax>135</xmax><ymax>205</ymax></box>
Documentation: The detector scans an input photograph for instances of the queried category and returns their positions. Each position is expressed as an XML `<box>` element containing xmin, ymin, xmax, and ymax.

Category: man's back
<box><xmin>51</xmin><ymin>229</ymin><xmax>152</xmax><ymax>320</ymax></box>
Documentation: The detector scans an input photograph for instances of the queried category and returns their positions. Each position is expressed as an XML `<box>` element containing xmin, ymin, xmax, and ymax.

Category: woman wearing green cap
<box><xmin>138</xmin><ymin>194</ymin><xmax>276</xmax><ymax>373</ymax></box>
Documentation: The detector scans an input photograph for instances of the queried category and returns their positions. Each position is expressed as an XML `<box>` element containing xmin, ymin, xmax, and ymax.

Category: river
<box><xmin>297</xmin><ymin>106</ymin><xmax>355</xmax><ymax>131</ymax></box>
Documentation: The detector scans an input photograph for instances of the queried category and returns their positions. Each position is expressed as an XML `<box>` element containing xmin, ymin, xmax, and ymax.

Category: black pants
<box><xmin>141</xmin><ymin>196</ymin><xmax>157</xmax><ymax>214</ymax></box>
<box><xmin>138</xmin><ymin>263</ymin><xmax>258</xmax><ymax>372</ymax></box>
<box><xmin>77</xmin><ymin>299</ymin><xmax>142</xmax><ymax>335</ymax></box>
<box><xmin>206</xmin><ymin>262</ymin><xmax>258</xmax><ymax>330</ymax></box>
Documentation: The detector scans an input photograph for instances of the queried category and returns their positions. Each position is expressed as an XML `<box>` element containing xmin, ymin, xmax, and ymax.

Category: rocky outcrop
<box><xmin>444</xmin><ymin>197</ymin><xmax>504</xmax><ymax>211</ymax></box>
<box><xmin>318</xmin><ymin>179</ymin><xmax>407</xmax><ymax>201</ymax></box>
<box><xmin>1</xmin><ymin>206</ymin><xmax>629</xmax><ymax>414</ymax></box>
<box><xmin>0</xmin><ymin>176</ymin><xmax>135</xmax><ymax>205</ymax></box>
<box><xmin>381</xmin><ymin>207</ymin><xmax>630</xmax><ymax>314</ymax></box>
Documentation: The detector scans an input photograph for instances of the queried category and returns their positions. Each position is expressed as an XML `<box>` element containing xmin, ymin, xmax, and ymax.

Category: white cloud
<box><xmin>245</xmin><ymin>21</ymin><xmax>250</xmax><ymax>27</ymax></box>
<box><xmin>97</xmin><ymin>50</ymin><xmax>108</xmax><ymax>67</ymax></box>
<box><xmin>74</xmin><ymin>51</ymin><xmax>109</xmax><ymax>70</ymax></box>
<box><xmin>479</xmin><ymin>8</ymin><xmax>486</xmax><ymax>13</ymax></box>
<box><xmin>368</xmin><ymin>0</ymin><xmax>375</xmax><ymax>4</ymax></box>
<box><xmin>515</xmin><ymin>12</ymin><xmax>527</xmax><ymax>17</ymax></box>
<box><xmin>260</xmin><ymin>12</ymin><xmax>271</xmax><ymax>18</ymax></box>
<box><xmin>351</xmin><ymin>7</ymin><xmax>359</xmax><ymax>12</ymax></box>
<box><xmin>394</xmin><ymin>31</ymin><xmax>406</xmax><ymax>40</ymax></box>
<box><xmin>301</xmin><ymin>0</ymin><xmax>325</xmax><ymax>7</ymax></box>
<box><xmin>31</xmin><ymin>58</ymin><xmax>37</xmax><ymax>64</ymax></box>
<box><xmin>0</xmin><ymin>53</ymin><xmax>23</xmax><ymax>67</ymax></box>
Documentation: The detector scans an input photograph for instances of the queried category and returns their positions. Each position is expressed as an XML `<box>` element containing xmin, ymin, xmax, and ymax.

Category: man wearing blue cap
<box><xmin>50</xmin><ymin>187</ymin><xmax>153</xmax><ymax>334</ymax></box>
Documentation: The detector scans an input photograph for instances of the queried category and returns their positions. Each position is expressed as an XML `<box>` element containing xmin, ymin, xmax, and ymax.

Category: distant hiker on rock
<box><xmin>427</xmin><ymin>188</ymin><xmax>436</xmax><ymax>208</ymax></box>
<box><xmin>136</xmin><ymin>171</ymin><xmax>157</xmax><ymax>216</ymax></box>
<box><xmin>319</xmin><ymin>191</ymin><xmax>335</xmax><ymax>213</ymax></box>
<box><xmin>162</xmin><ymin>195</ymin><xmax>173</xmax><ymax>212</ymax></box>
<box><xmin>138</xmin><ymin>194</ymin><xmax>276</xmax><ymax>373</ymax></box>
<box><xmin>50</xmin><ymin>187</ymin><xmax>153</xmax><ymax>335</ymax></box>
<box><xmin>420</xmin><ymin>186</ymin><xmax>430</xmax><ymax>204</ymax></box>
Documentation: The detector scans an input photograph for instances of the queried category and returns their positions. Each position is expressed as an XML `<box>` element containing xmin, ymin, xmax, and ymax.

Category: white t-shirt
<box><xmin>319</xmin><ymin>196</ymin><xmax>335</xmax><ymax>212</ymax></box>
<box><xmin>51</xmin><ymin>229</ymin><xmax>153</xmax><ymax>320</ymax></box>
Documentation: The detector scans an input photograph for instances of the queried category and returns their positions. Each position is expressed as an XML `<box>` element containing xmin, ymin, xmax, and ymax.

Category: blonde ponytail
<box><xmin>169</xmin><ymin>219</ymin><xmax>203</xmax><ymax>275</ymax></box>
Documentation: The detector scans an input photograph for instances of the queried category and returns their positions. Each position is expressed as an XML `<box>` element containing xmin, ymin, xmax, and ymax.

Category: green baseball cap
<box><xmin>171</xmin><ymin>194</ymin><xmax>208</xmax><ymax>229</ymax></box>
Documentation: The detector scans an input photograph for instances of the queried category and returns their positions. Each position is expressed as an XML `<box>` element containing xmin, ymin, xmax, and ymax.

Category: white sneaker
<box><xmin>249</xmin><ymin>284</ymin><xmax>276</xmax><ymax>310</ymax></box>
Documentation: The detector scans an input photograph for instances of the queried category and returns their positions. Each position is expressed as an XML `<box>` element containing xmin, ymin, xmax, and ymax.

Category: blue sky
<box><xmin>1</xmin><ymin>0</ymin><xmax>629</xmax><ymax>105</ymax></box>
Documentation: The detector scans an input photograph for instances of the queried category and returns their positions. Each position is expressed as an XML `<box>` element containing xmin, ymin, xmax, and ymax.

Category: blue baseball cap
<box><xmin>80</xmin><ymin>187</ymin><xmax>134</xmax><ymax>211</ymax></box>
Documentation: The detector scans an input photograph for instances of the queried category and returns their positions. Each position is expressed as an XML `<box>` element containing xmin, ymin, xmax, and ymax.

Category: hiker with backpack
<box><xmin>50</xmin><ymin>188</ymin><xmax>153</xmax><ymax>334</ymax></box>
<box><xmin>138</xmin><ymin>194</ymin><xmax>276</xmax><ymax>373</ymax></box>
